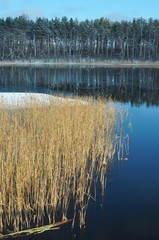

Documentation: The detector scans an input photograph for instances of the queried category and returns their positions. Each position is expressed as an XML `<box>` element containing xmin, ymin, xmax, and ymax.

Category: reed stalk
<box><xmin>0</xmin><ymin>95</ymin><xmax>129</xmax><ymax>235</ymax></box>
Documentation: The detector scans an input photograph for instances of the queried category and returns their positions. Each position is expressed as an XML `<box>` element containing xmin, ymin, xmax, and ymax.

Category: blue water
<box><xmin>84</xmin><ymin>104</ymin><xmax>159</xmax><ymax>240</ymax></box>
<box><xmin>0</xmin><ymin>66</ymin><xmax>159</xmax><ymax>240</ymax></box>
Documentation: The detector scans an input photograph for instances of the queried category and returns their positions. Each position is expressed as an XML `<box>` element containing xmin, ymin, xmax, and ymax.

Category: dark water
<box><xmin>0</xmin><ymin>66</ymin><xmax>159</xmax><ymax>106</ymax></box>
<box><xmin>0</xmin><ymin>66</ymin><xmax>159</xmax><ymax>240</ymax></box>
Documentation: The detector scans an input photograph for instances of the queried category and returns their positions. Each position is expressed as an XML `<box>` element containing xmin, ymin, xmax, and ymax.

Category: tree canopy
<box><xmin>0</xmin><ymin>15</ymin><xmax>159</xmax><ymax>61</ymax></box>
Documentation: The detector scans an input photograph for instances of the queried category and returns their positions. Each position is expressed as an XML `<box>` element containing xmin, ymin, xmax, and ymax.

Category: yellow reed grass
<box><xmin>0</xmin><ymin>96</ymin><xmax>129</xmax><ymax>234</ymax></box>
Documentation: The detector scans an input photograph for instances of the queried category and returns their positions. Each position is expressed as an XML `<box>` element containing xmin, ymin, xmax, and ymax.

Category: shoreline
<box><xmin>1</xmin><ymin>61</ymin><xmax>159</xmax><ymax>68</ymax></box>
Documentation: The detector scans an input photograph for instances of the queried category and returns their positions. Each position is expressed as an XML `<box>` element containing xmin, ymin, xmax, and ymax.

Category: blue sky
<box><xmin>0</xmin><ymin>0</ymin><xmax>159</xmax><ymax>21</ymax></box>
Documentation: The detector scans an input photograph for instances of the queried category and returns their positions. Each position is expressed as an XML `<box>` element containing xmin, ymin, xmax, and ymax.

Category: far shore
<box><xmin>1</xmin><ymin>60</ymin><xmax>159</xmax><ymax>68</ymax></box>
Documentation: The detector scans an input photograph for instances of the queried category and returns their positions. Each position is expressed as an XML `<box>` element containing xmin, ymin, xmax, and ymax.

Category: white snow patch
<box><xmin>0</xmin><ymin>93</ymin><xmax>86</xmax><ymax>109</ymax></box>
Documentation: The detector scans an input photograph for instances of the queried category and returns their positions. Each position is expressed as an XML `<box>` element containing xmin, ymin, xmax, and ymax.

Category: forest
<box><xmin>0</xmin><ymin>15</ymin><xmax>159</xmax><ymax>61</ymax></box>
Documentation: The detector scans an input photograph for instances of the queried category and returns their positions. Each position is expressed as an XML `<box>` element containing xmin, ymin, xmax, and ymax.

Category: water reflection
<box><xmin>0</xmin><ymin>66</ymin><xmax>159</xmax><ymax>106</ymax></box>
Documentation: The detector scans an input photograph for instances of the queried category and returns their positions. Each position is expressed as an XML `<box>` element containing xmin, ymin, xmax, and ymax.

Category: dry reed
<box><xmin>0</xmin><ymin>95</ymin><xmax>129</xmax><ymax>234</ymax></box>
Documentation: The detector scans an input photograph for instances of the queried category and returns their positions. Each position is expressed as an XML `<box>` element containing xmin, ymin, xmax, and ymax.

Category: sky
<box><xmin>0</xmin><ymin>0</ymin><xmax>159</xmax><ymax>21</ymax></box>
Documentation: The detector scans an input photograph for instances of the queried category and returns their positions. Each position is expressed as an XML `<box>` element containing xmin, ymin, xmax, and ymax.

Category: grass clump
<box><xmin>0</xmin><ymin>95</ymin><xmax>129</xmax><ymax>235</ymax></box>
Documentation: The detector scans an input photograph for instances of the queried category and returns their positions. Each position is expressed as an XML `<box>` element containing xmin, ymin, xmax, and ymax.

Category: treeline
<box><xmin>0</xmin><ymin>15</ymin><xmax>159</xmax><ymax>61</ymax></box>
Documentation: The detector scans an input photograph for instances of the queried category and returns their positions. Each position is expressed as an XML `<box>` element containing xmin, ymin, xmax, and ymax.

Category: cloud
<box><xmin>0</xmin><ymin>0</ymin><xmax>12</xmax><ymax>17</ymax></box>
<box><xmin>0</xmin><ymin>0</ymin><xmax>11</xmax><ymax>9</ymax></box>
<box><xmin>3</xmin><ymin>8</ymin><xmax>44</xmax><ymax>20</ymax></box>
<box><xmin>47</xmin><ymin>11</ymin><xmax>63</xmax><ymax>19</ymax></box>
<box><xmin>46</xmin><ymin>5</ymin><xmax>86</xmax><ymax>20</ymax></box>
<box><xmin>105</xmin><ymin>12</ymin><xmax>131</xmax><ymax>22</ymax></box>
<box><xmin>19</xmin><ymin>8</ymin><xmax>44</xmax><ymax>19</ymax></box>
<box><xmin>62</xmin><ymin>5</ymin><xmax>85</xmax><ymax>14</ymax></box>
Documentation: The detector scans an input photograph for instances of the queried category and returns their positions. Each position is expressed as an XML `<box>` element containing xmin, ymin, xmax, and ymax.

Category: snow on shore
<box><xmin>0</xmin><ymin>92</ymin><xmax>78</xmax><ymax>108</ymax></box>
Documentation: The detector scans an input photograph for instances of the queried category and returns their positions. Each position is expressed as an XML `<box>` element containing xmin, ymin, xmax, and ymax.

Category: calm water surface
<box><xmin>0</xmin><ymin>66</ymin><xmax>159</xmax><ymax>240</ymax></box>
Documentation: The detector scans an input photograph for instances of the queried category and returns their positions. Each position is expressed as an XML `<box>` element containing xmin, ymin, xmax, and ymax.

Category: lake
<box><xmin>0</xmin><ymin>66</ymin><xmax>159</xmax><ymax>240</ymax></box>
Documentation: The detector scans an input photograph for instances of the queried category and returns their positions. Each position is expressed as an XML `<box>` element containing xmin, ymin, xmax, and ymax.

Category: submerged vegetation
<box><xmin>0</xmin><ymin>96</ymin><xmax>129</xmax><ymax>238</ymax></box>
